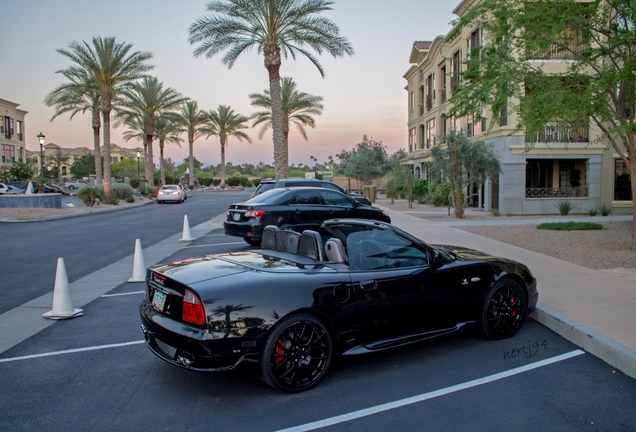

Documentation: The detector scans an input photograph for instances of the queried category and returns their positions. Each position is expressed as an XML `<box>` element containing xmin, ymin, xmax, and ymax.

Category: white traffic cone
<box><xmin>128</xmin><ymin>239</ymin><xmax>146</xmax><ymax>282</ymax></box>
<box><xmin>179</xmin><ymin>215</ymin><xmax>195</xmax><ymax>242</ymax></box>
<box><xmin>43</xmin><ymin>258</ymin><xmax>83</xmax><ymax>320</ymax></box>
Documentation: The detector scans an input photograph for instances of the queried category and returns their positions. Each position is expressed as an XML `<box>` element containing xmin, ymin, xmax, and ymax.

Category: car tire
<box><xmin>69</xmin><ymin>185</ymin><xmax>75</xmax><ymax>190</ymax></box>
<box><xmin>260</xmin><ymin>313</ymin><xmax>333</xmax><ymax>393</ymax></box>
<box><xmin>244</xmin><ymin>237</ymin><xmax>261</xmax><ymax>246</ymax></box>
<box><xmin>481</xmin><ymin>279</ymin><xmax>527</xmax><ymax>340</ymax></box>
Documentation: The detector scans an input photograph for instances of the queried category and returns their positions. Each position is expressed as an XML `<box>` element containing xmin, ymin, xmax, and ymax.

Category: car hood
<box><xmin>432</xmin><ymin>244</ymin><xmax>519</xmax><ymax>265</ymax></box>
<box><xmin>151</xmin><ymin>251</ymin><xmax>322</xmax><ymax>285</ymax></box>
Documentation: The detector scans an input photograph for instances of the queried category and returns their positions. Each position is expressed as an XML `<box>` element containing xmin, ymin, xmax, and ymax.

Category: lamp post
<box><xmin>37</xmin><ymin>132</ymin><xmax>45</xmax><ymax>178</ymax></box>
<box><xmin>136</xmin><ymin>151</ymin><xmax>141</xmax><ymax>186</ymax></box>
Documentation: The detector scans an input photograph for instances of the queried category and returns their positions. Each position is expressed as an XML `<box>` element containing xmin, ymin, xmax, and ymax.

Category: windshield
<box><xmin>245</xmin><ymin>188</ymin><xmax>288</xmax><ymax>204</ymax></box>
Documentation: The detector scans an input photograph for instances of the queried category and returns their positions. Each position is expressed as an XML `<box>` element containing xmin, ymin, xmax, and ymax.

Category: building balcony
<box><xmin>440</xmin><ymin>89</ymin><xmax>447</xmax><ymax>102</ymax></box>
<box><xmin>525</xmin><ymin>121</ymin><xmax>589</xmax><ymax>143</ymax></box>
<box><xmin>426</xmin><ymin>96</ymin><xmax>433</xmax><ymax>111</ymax></box>
<box><xmin>525</xmin><ymin>187</ymin><xmax>588</xmax><ymax>198</ymax></box>
<box><xmin>526</xmin><ymin>42</ymin><xmax>590</xmax><ymax>60</ymax></box>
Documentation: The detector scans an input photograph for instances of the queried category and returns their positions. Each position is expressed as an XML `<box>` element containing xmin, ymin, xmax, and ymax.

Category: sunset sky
<box><xmin>1</xmin><ymin>0</ymin><xmax>457</xmax><ymax>168</ymax></box>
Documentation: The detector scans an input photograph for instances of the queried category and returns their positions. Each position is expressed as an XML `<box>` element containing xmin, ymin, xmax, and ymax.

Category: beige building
<box><xmin>27</xmin><ymin>142</ymin><xmax>143</xmax><ymax>183</ymax></box>
<box><xmin>403</xmin><ymin>0</ymin><xmax>632</xmax><ymax>215</ymax></box>
<box><xmin>0</xmin><ymin>98</ymin><xmax>28</xmax><ymax>172</ymax></box>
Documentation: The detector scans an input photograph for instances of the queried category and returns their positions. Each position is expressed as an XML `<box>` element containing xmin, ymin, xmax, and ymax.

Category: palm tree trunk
<box><xmin>265</xmin><ymin>46</ymin><xmax>287</xmax><ymax>180</ymax></box>
<box><xmin>220</xmin><ymin>136</ymin><xmax>226</xmax><ymax>187</ymax></box>
<box><xmin>188</xmin><ymin>130</ymin><xmax>195</xmax><ymax>188</ymax></box>
<box><xmin>145</xmin><ymin>134</ymin><xmax>155</xmax><ymax>187</ymax></box>
<box><xmin>159</xmin><ymin>139</ymin><xmax>165</xmax><ymax>186</ymax></box>
<box><xmin>102</xmin><ymin>108</ymin><xmax>112</xmax><ymax>201</ymax></box>
<box><xmin>92</xmin><ymin>111</ymin><xmax>102</xmax><ymax>185</ymax></box>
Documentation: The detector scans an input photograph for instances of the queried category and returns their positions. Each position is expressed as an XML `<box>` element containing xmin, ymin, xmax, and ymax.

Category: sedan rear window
<box><xmin>245</xmin><ymin>188</ymin><xmax>288</xmax><ymax>204</ymax></box>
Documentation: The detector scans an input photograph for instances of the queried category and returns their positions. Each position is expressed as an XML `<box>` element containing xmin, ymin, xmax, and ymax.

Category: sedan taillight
<box><xmin>182</xmin><ymin>289</ymin><xmax>205</xmax><ymax>326</ymax></box>
<box><xmin>244</xmin><ymin>210</ymin><xmax>265</xmax><ymax>218</ymax></box>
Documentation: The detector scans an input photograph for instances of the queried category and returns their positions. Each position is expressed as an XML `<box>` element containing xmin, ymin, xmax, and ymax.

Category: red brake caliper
<box><xmin>510</xmin><ymin>296</ymin><xmax>516</xmax><ymax>318</ymax></box>
<box><xmin>274</xmin><ymin>339</ymin><xmax>285</xmax><ymax>365</ymax></box>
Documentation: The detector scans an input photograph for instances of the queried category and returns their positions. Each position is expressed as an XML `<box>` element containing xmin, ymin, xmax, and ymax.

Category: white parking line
<box><xmin>0</xmin><ymin>341</ymin><xmax>145</xmax><ymax>363</ymax></box>
<box><xmin>101</xmin><ymin>291</ymin><xmax>144</xmax><ymax>297</ymax></box>
<box><xmin>183</xmin><ymin>241</ymin><xmax>246</xmax><ymax>249</ymax></box>
<box><xmin>274</xmin><ymin>349</ymin><xmax>585</xmax><ymax>432</ymax></box>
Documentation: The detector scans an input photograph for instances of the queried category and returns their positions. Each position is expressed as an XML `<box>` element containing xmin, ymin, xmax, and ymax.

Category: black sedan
<box><xmin>224</xmin><ymin>187</ymin><xmax>390</xmax><ymax>245</ymax></box>
<box><xmin>140</xmin><ymin>219</ymin><xmax>538</xmax><ymax>392</ymax></box>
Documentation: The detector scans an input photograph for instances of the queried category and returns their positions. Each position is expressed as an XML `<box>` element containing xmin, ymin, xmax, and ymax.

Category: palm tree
<box><xmin>249</xmin><ymin>77</ymin><xmax>324</xmax><ymax>158</ymax></box>
<box><xmin>188</xmin><ymin>0</ymin><xmax>353</xmax><ymax>179</ymax></box>
<box><xmin>121</xmin><ymin>112</ymin><xmax>146</xmax><ymax>183</ymax></box>
<box><xmin>201</xmin><ymin>105</ymin><xmax>252</xmax><ymax>187</ymax></box>
<box><xmin>154</xmin><ymin>114</ymin><xmax>182</xmax><ymax>186</ymax></box>
<box><xmin>174</xmin><ymin>101</ymin><xmax>206</xmax><ymax>188</ymax></box>
<box><xmin>55</xmin><ymin>36</ymin><xmax>153</xmax><ymax>199</ymax></box>
<box><xmin>44</xmin><ymin>74</ymin><xmax>104</xmax><ymax>185</ymax></box>
<box><xmin>47</xmin><ymin>149</ymin><xmax>70</xmax><ymax>185</ymax></box>
<box><xmin>117</xmin><ymin>77</ymin><xmax>186</xmax><ymax>187</ymax></box>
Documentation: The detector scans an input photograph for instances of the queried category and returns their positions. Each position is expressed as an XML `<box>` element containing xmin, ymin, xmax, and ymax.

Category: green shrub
<box><xmin>600</xmin><ymin>203</ymin><xmax>612</xmax><ymax>216</ymax></box>
<box><xmin>130</xmin><ymin>179</ymin><xmax>139</xmax><ymax>189</ymax></box>
<box><xmin>212</xmin><ymin>178</ymin><xmax>222</xmax><ymax>186</ymax></box>
<box><xmin>110</xmin><ymin>183</ymin><xmax>134</xmax><ymax>201</ymax></box>
<box><xmin>77</xmin><ymin>186</ymin><xmax>105</xmax><ymax>207</ymax></box>
<box><xmin>137</xmin><ymin>186</ymin><xmax>157</xmax><ymax>197</ymax></box>
<box><xmin>588</xmin><ymin>208</ymin><xmax>598</xmax><ymax>216</ymax></box>
<box><xmin>492</xmin><ymin>208</ymin><xmax>501</xmax><ymax>217</ymax></box>
<box><xmin>430</xmin><ymin>183</ymin><xmax>451</xmax><ymax>207</ymax></box>
<box><xmin>288</xmin><ymin>169</ymin><xmax>306</xmax><ymax>178</ymax></box>
<box><xmin>556</xmin><ymin>200</ymin><xmax>573</xmax><ymax>216</ymax></box>
<box><xmin>537</xmin><ymin>222</ymin><xmax>603</xmax><ymax>231</ymax></box>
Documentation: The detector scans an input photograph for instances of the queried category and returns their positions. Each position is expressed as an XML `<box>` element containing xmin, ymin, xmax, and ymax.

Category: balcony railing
<box><xmin>426</xmin><ymin>95</ymin><xmax>433</xmax><ymax>111</ymax></box>
<box><xmin>525</xmin><ymin>187</ymin><xmax>588</xmax><ymax>198</ymax></box>
<box><xmin>525</xmin><ymin>121</ymin><xmax>589</xmax><ymax>143</ymax></box>
<box><xmin>426</xmin><ymin>137</ymin><xmax>437</xmax><ymax>148</ymax></box>
<box><xmin>526</xmin><ymin>41</ymin><xmax>590</xmax><ymax>60</ymax></box>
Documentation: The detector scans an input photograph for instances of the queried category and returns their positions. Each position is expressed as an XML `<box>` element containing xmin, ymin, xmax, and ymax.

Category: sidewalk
<box><xmin>375</xmin><ymin>196</ymin><xmax>636</xmax><ymax>379</ymax></box>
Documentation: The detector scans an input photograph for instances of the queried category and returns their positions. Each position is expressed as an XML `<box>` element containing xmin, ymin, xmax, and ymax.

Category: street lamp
<box><xmin>136</xmin><ymin>151</ymin><xmax>141</xmax><ymax>186</ymax></box>
<box><xmin>37</xmin><ymin>132</ymin><xmax>45</xmax><ymax>178</ymax></box>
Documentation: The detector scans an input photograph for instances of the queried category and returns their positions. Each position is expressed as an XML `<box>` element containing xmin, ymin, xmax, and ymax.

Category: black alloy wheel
<box><xmin>481</xmin><ymin>279</ymin><xmax>528</xmax><ymax>339</ymax></box>
<box><xmin>243</xmin><ymin>237</ymin><xmax>262</xmax><ymax>246</ymax></box>
<box><xmin>260</xmin><ymin>314</ymin><xmax>333</xmax><ymax>392</ymax></box>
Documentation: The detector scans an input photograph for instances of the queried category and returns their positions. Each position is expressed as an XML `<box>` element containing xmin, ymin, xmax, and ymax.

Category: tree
<box><xmin>174</xmin><ymin>101</ymin><xmax>206</xmax><ymax>188</ymax></box>
<box><xmin>111</xmin><ymin>158</ymin><xmax>138</xmax><ymax>179</ymax></box>
<box><xmin>201</xmin><ymin>105</ymin><xmax>252</xmax><ymax>187</ymax></box>
<box><xmin>188</xmin><ymin>0</ymin><xmax>353</xmax><ymax>180</ymax></box>
<box><xmin>55</xmin><ymin>36</ymin><xmax>153</xmax><ymax>200</ymax></box>
<box><xmin>117</xmin><ymin>77</ymin><xmax>186</xmax><ymax>187</ymax></box>
<box><xmin>452</xmin><ymin>0</ymin><xmax>636</xmax><ymax>246</ymax></box>
<box><xmin>249</xmin><ymin>76</ymin><xmax>324</xmax><ymax>151</ymax></box>
<box><xmin>71</xmin><ymin>154</ymin><xmax>98</xmax><ymax>179</ymax></box>
<box><xmin>47</xmin><ymin>149</ymin><xmax>70</xmax><ymax>185</ymax></box>
<box><xmin>428</xmin><ymin>133</ymin><xmax>500</xmax><ymax>219</ymax></box>
<box><xmin>8</xmin><ymin>162</ymin><xmax>33</xmax><ymax>181</ymax></box>
<box><xmin>44</xmin><ymin>75</ymin><xmax>103</xmax><ymax>184</ymax></box>
<box><xmin>337</xmin><ymin>136</ymin><xmax>391</xmax><ymax>187</ymax></box>
<box><xmin>154</xmin><ymin>114</ymin><xmax>182</xmax><ymax>186</ymax></box>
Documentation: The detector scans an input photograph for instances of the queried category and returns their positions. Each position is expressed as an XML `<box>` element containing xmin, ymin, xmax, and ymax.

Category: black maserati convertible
<box><xmin>140</xmin><ymin>219</ymin><xmax>538</xmax><ymax>392</ymax></box>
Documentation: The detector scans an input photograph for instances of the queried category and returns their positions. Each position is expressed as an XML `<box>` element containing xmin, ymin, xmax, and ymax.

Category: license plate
<box><xmin>232</xmin><ymin>212</ymin><xmax>242</xmax><ymax>221</ymax></box>
<box><xmin>152</xmin><ymin>289</ymin><xmax>167</xmax><ymax>312</ymax></box>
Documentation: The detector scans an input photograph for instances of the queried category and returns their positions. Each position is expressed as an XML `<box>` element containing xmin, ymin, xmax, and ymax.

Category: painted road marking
<box><xmin>274</xmin><ymin>350</ymin><xmax>585</xmax><ymax>432</ymax></box>
<box><xmin>101</xmin><ymin>291</ymin><xmax>144</xmax><ymax>297</ymax></box>
<box><xmin>0</xmin><ymin>341</ymin><xmax>145</xmax><ymax>363</ymax></box>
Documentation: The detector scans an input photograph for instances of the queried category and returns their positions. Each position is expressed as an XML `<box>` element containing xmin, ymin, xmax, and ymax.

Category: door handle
<box><xmin>360</xmin><ymin>280</ymin><xmax>378</xmax><ymax>291</ymax></box>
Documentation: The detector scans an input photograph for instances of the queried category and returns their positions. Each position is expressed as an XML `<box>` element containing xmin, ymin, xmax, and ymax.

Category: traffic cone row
<box><xmin>44</xmin><ymin>215</ymin><xmax>195</xmax><ymax>319</ymax></box>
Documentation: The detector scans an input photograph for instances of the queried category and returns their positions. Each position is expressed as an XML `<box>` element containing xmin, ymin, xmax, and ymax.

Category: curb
<box><xmin>531</xmin><ymin>304</ymin><xmax>636</xmax><ymax>379</ymax></box>
<box><xmin>0</xmin><ymin>199</ymin><xmax>155</xmax><ymax>223</ymax></box>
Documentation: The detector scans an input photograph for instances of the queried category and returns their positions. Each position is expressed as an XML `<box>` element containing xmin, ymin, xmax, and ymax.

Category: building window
<box><xmin>451</xmin><ymin>50</ymin><xmax>461</xmax><ymax>92</ymax></box>
<box><xmin>2</xmin><ymin>144</ymin><xmax>15</xmax><ymax>163</ymax></box>
<box><xmin>500</xmin><ymin>102</ymin><xmax>508</xmax><ymax>126</ymax></box>
<box><xmin>3</xmin><ymin>116</ymin><xmax>11</xmax><ymax>139</ymax></box>
<box><xmin>526</xmin><ymin>159</ymin><xmax>588</xmax><ymax>197</ymax></box>
<box><xmin>410</xmin><ymin>91</ymin><xmax>415</xmax><ymax>112</ymax></box>
<box><xmin>16</xmin><ymin>121</ymin><xmax>23</xmax><ymax>141</ymax></box>
<box><xmin>426</xmin><ymin>118</ymin><xmax>436</xmax><ymax>148</ymax></box>
<box><xmin>408</xmin><ymin>128</ymin><xmax>416</xmax><ymax>153</ymax></box>
<box><xmin>615</xmin><ymin>159</ymin><xmax>633</xmax><ymax>201</ymax></box>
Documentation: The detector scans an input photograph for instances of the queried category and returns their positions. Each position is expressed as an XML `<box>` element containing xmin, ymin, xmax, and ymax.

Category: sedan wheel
<box><xmin>260</xmin><ymin>314</ymin><xmax>332</xmax><ymax>392</ymax></box>
<box><xmin>481</xmin><ymin>279</ymin><xmax>527</xmax><ymax>340</ymax></box>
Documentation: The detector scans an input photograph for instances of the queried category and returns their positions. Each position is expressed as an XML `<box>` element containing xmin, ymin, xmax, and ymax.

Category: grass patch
<box><xmin>537</xmin><ymin>222</ymin><xmax>604</xmax><ymax>231</ymax></box>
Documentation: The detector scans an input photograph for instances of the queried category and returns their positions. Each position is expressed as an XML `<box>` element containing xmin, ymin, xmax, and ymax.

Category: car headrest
<box><xmin>324</xmin><ymin>238</ymin><xmax>347</xmax><ymax>263</ymax></box>
<box><xmin>298</xmin><ymin>230</ymin><xmax>325</xmax><ymax>261</ymax></box>
<box><xmin>262</xmin><ymin>225</ymin><xmax>280</xmax><ymax>250</ymax></box>
<box><xmin>277</xmin><ymin>230</ymin><xmax>301</xmax><ymax>253</ymax></box>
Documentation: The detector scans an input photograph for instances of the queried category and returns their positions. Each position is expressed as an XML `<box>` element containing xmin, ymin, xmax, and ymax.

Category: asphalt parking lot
<box><xmin>1</xmin><ymin>212</ymin><xmax>635</xmax><ymax>432</ymax></box>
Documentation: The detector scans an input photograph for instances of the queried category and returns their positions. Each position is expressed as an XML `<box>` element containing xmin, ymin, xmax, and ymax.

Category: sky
<box><xmin>0</xmin><ymin>0</ymin><xmax>458</xmax><ymax>168</ymax></box>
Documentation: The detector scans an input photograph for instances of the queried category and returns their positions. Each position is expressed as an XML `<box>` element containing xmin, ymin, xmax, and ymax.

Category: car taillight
<box><xmin>182</xmin><ymin>289</ymin><xmax>205</xmax><ymax>326</ymax></box>
<box><xmin>244</xmin><ymin>210</ymin><xmax>265</xmax><ymax>218</ymax></box>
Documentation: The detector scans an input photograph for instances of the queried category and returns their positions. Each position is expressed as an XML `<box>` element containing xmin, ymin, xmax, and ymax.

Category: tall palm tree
<box><xmin>55</xmin><ymin>36</ymin><xmax>153</xmax><ymax>199</ymax></box>
<box><xmin>154</xmin><ymin>114</ymin><xmax>182</xmax><ymax>186</ymax></box>
<box><xmin>121</xmin><ymin>112</ymin><xmax>147</xmax><ymax>184</ymax></box>
<box><xmin>174</xmin><ymin>101</ymin><xmax>206</xmax><ymax>188</ymax></box>
<box><xmin>188</xmin><ymin>0</ymin><xmax>353</xmax><ymax>179</ymax></box>
<box><xmin>249</xmin><ymin>77</ymin><xmax>324</xmax><ymax>155</ymax></box>
<box><xmin>44</xmin><ymin>74</ymin><xmax>104</xmax><ymax>185</ymax></box>
<box><xmin>117</xmin><ymin>77</ymin><xmax>187</xmax><ymax>187</ymax></box>
<box><xmin>201</xmin><ymin>105</ymin><xmax>252</xmax><ymax>187</ymax></box>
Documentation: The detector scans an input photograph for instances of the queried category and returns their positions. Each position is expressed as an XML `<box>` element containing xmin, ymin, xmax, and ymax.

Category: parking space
<box><xmin>1</xmin><ymin>225</ymin><xmax>635</xmax><ymax>431</ymax></box>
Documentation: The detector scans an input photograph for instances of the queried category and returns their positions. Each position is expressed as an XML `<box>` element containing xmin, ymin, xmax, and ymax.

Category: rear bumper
<box><xmin>224</xmin><ymin>220</ymin><xmax>264</xmax><ymax>239</ymax></box>
<box><xmin>139</xmin><ymin>301</ymin><xmax>255</xmax><ymax>371</ymax></box>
